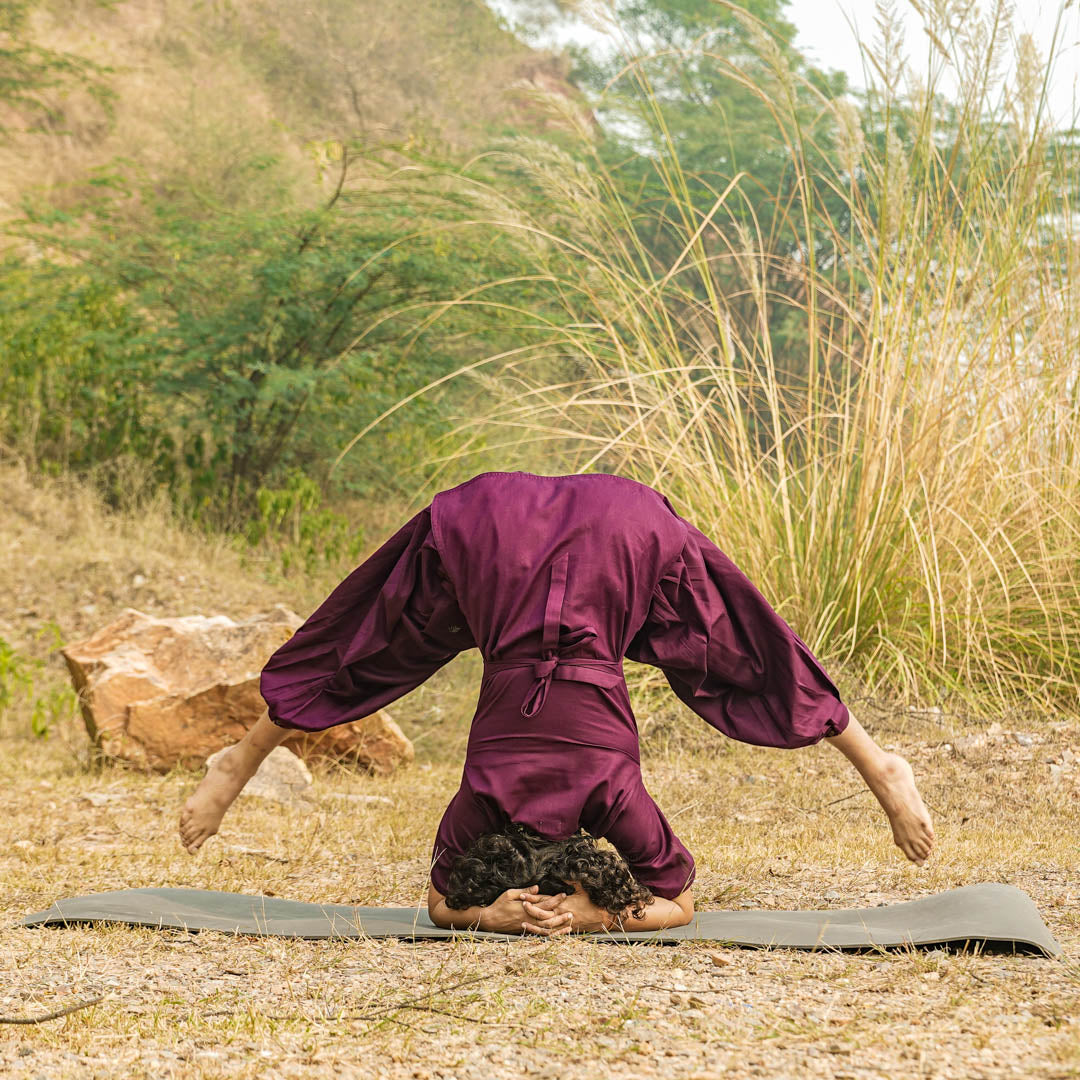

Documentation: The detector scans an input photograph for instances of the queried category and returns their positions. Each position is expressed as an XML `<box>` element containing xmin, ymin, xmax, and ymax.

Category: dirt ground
<box><xmin>3</xmin><ymin>713</ymin><xmax>1079</xmax><ymax>1080</ymax></box>
<box><xmin>2</xmin><ymin>465</ymin><xmax>1079</xmax><ymax>1078</ymax></box>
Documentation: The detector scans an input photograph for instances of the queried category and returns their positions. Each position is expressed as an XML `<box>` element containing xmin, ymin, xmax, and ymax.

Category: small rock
<box><xmin>986</xmin><ymin>721</ymin><xmax>1004</xmax><ymax>736</ymax></box>
<box><xmin>81</xmin><ymin>792</ymin><xmax>127</xmax><ymax>806</ymax></box>
<box><xmin>132</xmin><ymin>574</ymin><xmax>147</xmax><ymax>588</ymax></box>
<box><xmin>205</xmin><ymin>745</ymin><xmax>312</xmax><ymax>804</ymax></box>
<box><xmin>824</xmin><ymin>889</ymin><xmax>842</xmax><ymax>900</ymax></box>
<box><xmin>952</xmin><ymin>734</ymin><xmax>987</xmax><ymax>757</ymax></box>
<box><xmin>1061</xmin><ymin>748</ymin><xmax>1076</xmax><ymax>765</ymax></box>
<box><xmin>1050</xmin><ymin>764</ymin><xmax>1064</xmax><ymax>784</ymax></box>
<box><xmin>14</xmin><ymin>839</ymin><xmax>34</xmax><ymax>850</ymax></box>
<box><xmin>1011</xmin><ymin>732</ymin><xmax>1035</xmax><ymax>747</ymax></box>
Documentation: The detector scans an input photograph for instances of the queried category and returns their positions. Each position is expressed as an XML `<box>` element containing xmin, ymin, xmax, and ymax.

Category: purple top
<box><xmin>260</xmin><ymin>471</ymin><xmax>849</xmax><ymax>899</ymax></box>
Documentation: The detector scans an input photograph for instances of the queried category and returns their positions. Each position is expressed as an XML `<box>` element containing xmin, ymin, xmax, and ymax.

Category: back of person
<box><xmin>431</xmin><ymin>470</ymin><xmax>688</xmax><ymax>666</ymax></box>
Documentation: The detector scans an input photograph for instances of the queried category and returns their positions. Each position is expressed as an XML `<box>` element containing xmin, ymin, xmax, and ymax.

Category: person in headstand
<box><xmin>179</xmin><ymin>471</ymin><xmax>934</xmax><ymax>935</ymax></box>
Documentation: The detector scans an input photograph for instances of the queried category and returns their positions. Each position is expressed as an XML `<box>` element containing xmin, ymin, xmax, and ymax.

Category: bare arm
<box><xmin>611</xmin><ymin>889</ymin><xmax>694</xmax><ymax>932</ymax></box>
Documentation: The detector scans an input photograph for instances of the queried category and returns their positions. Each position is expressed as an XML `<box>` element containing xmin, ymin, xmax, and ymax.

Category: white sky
<box><xmin>792</xmin><ymin>0</ymin><xmax>1080</xmax><ymax>128</ymax></box>
<box><xmin>488</xmin><ymin>0</ymin><xmax>1080</xmax><ymax>129</ymax></box>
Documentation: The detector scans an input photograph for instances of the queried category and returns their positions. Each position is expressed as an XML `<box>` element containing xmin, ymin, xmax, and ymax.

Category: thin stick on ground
<box><xmin>0</xmin><ymin>995</ymin><xmax>105</xmax><ymax>1025</ymax></box>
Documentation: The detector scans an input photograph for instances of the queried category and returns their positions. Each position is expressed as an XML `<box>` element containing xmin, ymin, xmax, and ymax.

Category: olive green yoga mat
<box><xmin>21</xmin><ymin>883</ymin><xmax>1061</xmax><ymax>955</ymax></box>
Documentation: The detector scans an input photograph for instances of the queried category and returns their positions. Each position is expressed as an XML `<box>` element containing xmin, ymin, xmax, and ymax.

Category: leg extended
<box><xmin>826</xmin><ymin>713</ymin><xmax>936</xmax><ymax>864</ymax></box>
<box><xmin>179</xmin><ymin>708</ymin><xmax>289</xmax><ymax>853</ymax></box>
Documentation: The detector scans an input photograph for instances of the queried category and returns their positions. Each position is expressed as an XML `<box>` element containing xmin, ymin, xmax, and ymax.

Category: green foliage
<box><xmin>567</xmin><ymin>0</ymin><xmax>853</xmax><ymax>395</ymax></box>
<box><xmin>0</xmin><ymin>258</ymin><xmax>166</xmax><ymax>492</ymax></box>
<box><xmin>248</xmin><ymin>469</ymin><xmax>365</xmax><ymax>576</ymax></box>
<box><xmin>409</xmin><ymin>2</ymin><xmax>1080</xmax><ymax>714</ymax></box>
<box><xmin>4</xmin><ymin>131</ymin><xmax>547</xmax><ymax>527</ymax></box>
<box><xmin>0</xmin><ymin>625</ymin><xmax>77</xmax><ymax>739</ymax></box>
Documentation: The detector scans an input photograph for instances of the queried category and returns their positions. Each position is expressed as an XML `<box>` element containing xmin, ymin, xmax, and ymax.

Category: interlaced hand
<box><xmin>521</xmin><ymin>881</ymin><xmax>617</xmax><ymax>935</ymax></box>
<box><xmin>478</xmin><ymin>884</ymin><xmax>572</xmax><ymax>934</ymax></box>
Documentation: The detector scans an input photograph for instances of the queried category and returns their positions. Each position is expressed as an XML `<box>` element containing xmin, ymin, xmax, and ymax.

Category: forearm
<box><xmin>428</xmin><ymin>898</ymin><xmax>489</xmax><ymax>931</ymax></box>
<box><xmin>611</xmin><ymin>890</ymin><xmax>694</xmax><ymax>932</ymax></box>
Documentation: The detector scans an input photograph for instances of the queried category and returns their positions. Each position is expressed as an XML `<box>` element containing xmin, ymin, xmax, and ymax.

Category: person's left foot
<box><xmin>864</xmin><ymin>752</ymin><xmax>936</xmax><ymax>864</ymax></box>
<box><xmin>179</xmin><ymin>750</ymin><xmax>248</xmax><ymax>853</ymax></box>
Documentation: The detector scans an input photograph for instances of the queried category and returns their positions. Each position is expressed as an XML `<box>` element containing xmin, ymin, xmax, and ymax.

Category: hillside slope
<box><xmin>0</xmin><ymin>0</ymin><xmax>576</xmax><ymax>244</ymax></box>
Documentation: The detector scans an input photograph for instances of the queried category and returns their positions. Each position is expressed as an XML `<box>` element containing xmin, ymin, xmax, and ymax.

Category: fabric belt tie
<box><xmin>482</xmin><ymin>551</ymin><xmax>623</xmax><ymax>719</ymax></box>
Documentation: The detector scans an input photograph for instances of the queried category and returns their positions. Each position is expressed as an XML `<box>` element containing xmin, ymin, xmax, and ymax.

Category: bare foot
<box><xmin>179</xmin><ymin>750</ymin><xmax>249</xmax><ymax>853</ymax></box>
<box><xmin>864</xmin><ymin>752</ymin><xmax>936</xmax><ymax>864</ymax></box>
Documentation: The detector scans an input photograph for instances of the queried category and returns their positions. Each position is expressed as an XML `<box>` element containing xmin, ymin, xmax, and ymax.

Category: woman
<box><xmin>180</xmin><ymin>471</ymin><xmax>934</xmax><ymax>935</ymax></box>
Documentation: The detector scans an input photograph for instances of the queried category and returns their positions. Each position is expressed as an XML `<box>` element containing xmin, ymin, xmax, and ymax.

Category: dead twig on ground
<box><xmin>0</xmin><ymin>995</ymin><xmax>105</xmax><ymax>1024</ymax></box>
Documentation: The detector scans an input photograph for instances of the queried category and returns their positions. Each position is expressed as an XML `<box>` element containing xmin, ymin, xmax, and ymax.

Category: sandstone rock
<box><xmin>205</xmin><ymin>745</ymin><xmax>312</xmax><ymax>805</ymax></box>
<box><xmin>284</xmin><ymin>710</ymin><xmax>414</xmax><ymax>777</ymax></box>
<box><xmin>62</xmin><ymin>606</ymin><xmax>415</xmax><ymax>774</ymax></box>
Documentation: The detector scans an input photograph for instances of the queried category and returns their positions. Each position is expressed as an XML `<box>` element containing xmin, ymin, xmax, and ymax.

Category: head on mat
<box><xmin>443</xmin><ymin>823</ymin><xmax>654</xmax><ymax>922</ymax></box>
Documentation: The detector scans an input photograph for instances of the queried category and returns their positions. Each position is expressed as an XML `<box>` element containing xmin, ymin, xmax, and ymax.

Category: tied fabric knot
<box><xmin>521</xmin><ymin>657</ymin><xmax>559</xmax><ymax>719</ymax></box>
<box><xmin>486</xmin><ymin>551</ymin><xmax>621</xmax><ymax>719</ymax></box>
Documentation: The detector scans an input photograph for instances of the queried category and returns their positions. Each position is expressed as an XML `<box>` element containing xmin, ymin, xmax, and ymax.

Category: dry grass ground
<box><xmin>2</xmin><ymin>465</ymin><xmax>1079</xmax><ymax>1079</ymax></box>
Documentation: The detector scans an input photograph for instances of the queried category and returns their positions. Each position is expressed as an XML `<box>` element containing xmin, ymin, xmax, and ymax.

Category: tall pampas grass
<box><xmin>344</xmin><ymin>0</ymin><xmax>1080</xmax><ymax>718</ymax></box>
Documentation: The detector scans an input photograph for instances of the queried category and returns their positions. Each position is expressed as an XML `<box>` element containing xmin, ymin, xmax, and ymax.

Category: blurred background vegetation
<box><xmin>1</xmin><ymin>0</ymin><xmax>1078</xmax><ymax>722</ymax></box>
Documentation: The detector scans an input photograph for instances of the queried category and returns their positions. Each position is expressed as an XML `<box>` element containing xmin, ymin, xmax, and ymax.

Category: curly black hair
<box><xmin>443</xmin><ymin>822</ymin><xmax>654</xmax><ymax>920</ymax></box>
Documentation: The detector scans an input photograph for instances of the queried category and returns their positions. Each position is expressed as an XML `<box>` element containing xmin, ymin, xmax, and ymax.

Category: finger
<box><xmin>522</xmin><ymin>920</ymin><xmax>573</xmax><ymax>936</ymax></box>
<box><xmin>523</xmin><ymin>921</ymin><xmax>558</xmax><ymax>935</ymax></box>
<box><xmin>522</xmin><ymin>907</ymin><xmax>574</xmax><ymax>924</ymax></box>
<box><xmin>522</xmin><ymin>906</ymin><xmax>572</xmax><ymax>928</ymax></box>
<box><xmin>522</xmin><ymin>901</ymin><xmax>570</xmax><ymax>921</ymax></box>
<box><xmin>523</xmin><ymin>899</ymin><xmax>567</xmax><ymax>918</ymax></box>
<box><xmin>530</xmin><ymin>893</ymin><xmax>566</xmax><ymax>912</ymax></box>
<box><xmin>509</xmin><ymin>885</ymin><xmax>542</xmax><ymax>902</ymax></box>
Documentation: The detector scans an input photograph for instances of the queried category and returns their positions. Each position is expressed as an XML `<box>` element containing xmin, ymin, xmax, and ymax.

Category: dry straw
<box><xmin>344</xmin><ymin>0</ymin><xmax>1080</xmax><ymax>720</ymax></box>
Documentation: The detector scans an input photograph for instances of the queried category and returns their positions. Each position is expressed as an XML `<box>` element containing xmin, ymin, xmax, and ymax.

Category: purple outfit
<box><xmin>260</xmin><ymin>471</ymin><xmax>849</xmax><ymax>900</ymax></box>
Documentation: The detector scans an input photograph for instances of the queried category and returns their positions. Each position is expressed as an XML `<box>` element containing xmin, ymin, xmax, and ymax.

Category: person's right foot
<box><xmin>179</xmin><ymin>750</ymin><xmax>249</xmax><ymax>853</ymax></box>
<box><xmin>865</xmin><ymin>752</ymin><xmax>936</xmax><ymax>863</ymax></box>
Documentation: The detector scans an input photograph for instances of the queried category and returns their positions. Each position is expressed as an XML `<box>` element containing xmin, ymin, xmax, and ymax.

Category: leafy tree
<box><xmin>7</xmin><ymin>139</ymin><xmax>545</xmax><ymax>525</ymax></box>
